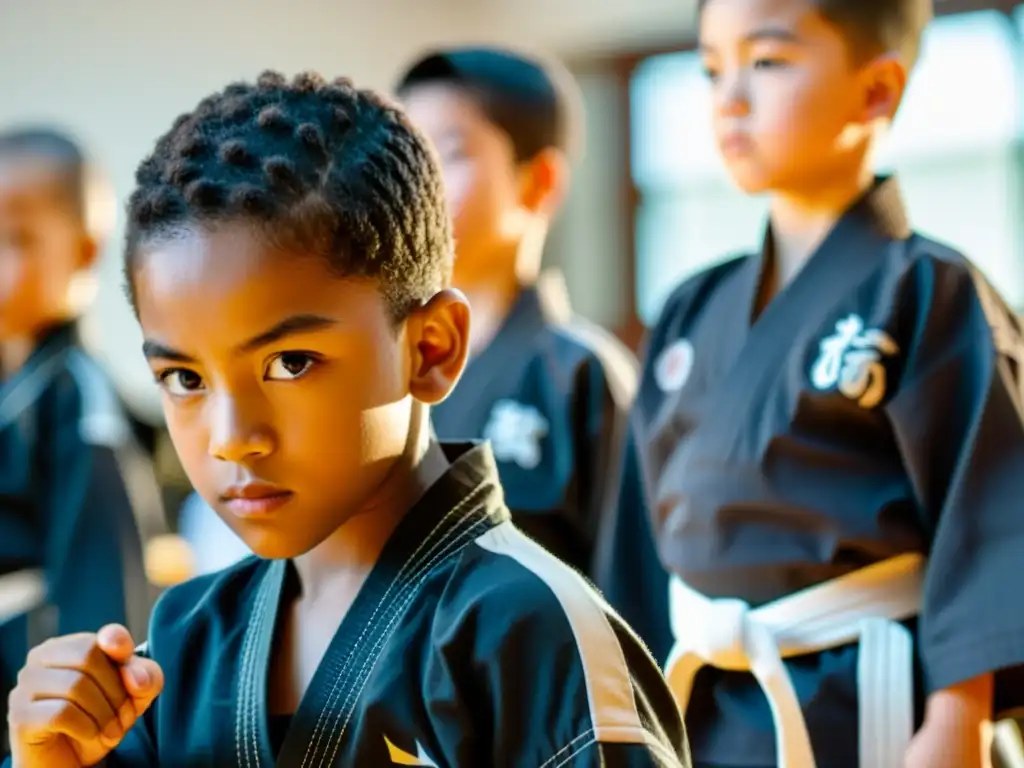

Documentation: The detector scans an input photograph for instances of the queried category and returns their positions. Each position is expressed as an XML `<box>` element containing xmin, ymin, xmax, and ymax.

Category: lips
<box><xmin>719</xmin><ymin>132</ymin><xmax>753</xmax><ymax>156</ymax></box>
<box><xmin>220</xmin><ymin>482</ymin><xmax>294</xmax><ymax>519</ymax></box>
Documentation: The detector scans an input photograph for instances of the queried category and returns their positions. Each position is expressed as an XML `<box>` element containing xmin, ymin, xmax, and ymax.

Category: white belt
<box><xmin>665</xmin><ymin>554</ymin><xmax>924</xmax><ymax>768</ymax></box>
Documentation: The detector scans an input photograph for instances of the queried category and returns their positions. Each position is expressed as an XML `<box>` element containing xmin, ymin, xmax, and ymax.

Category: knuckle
<box><xmin>81</xmin><ymin>638</ymin><xmax>107</xmax><ymax>668</ymax></box>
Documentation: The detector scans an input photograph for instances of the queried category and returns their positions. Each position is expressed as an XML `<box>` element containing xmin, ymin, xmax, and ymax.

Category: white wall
<box><xmin>0</xmin><ymin>0</ymin><xmax>496</xmax><ymax>419</ymax></box>
<box><xmin>472</xmin><ymin>0</ymin><xmax>695</xmax><ymax>54</ymax></box>
<box><xmin>0</xmin><ymin>0</ymin><xmax>696</xmax><ymax>419</ymax></box>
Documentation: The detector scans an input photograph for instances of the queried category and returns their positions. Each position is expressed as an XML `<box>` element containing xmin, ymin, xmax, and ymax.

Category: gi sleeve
<box><xmin>40</xmin><ymin>374</ymin><xmax>163</xmax><ymax>641</ymax></box>
<box><xmin>572</xmin><ymin>335</ymin><xmax>639</xmax><ymax>578</ymax></box>
<box><xmin>592</xmin><ymin>422</ymin><xmax>673</xmax><ymax>664</ymax></box>
<box><xmin>885</xmin><ymin>256</ymin><xmax>1024</xmax><ymax>711</ymax></box>
<box><xmin>432</xmin><ymin>532</ymin><xmax>690</xmax><ymax>767</ymax></box>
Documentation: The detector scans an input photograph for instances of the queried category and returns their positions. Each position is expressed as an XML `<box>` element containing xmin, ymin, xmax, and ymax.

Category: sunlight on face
<box><xmin>402</xmin><ymin>84</ymin><xmax>523</xmax><ymax>286</ymax></box>
<box><xmin>0</xmin><ymin>160</ymin><xmax>90</xmax><ymax>337</ymax></box>
<box><xmin>699</xmin><ymin>0</ymin><xmax>869</xmax><ymax>194</ymax></box>
<box><xmin>133</xmin><ymin>222</ymin><xmax>415</xmax><ymax>559</ymax></box>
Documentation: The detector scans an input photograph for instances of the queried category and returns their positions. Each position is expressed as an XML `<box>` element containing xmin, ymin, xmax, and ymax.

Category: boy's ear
<box><xmin>857</xmin><ymin>53</ymin><xmax>907</xmax><ymax>124</ymax></box>
<box><xmin>76</xmin><ymin>233</ymin><xmax>99</xmax><ymax>271</ymax></box>
<box><xmin>517</xmin><ymin>147</ymin><xmax>570</xmax><ymax>218</ymax></box>
<box><xmin>406</xmin><ymin>288</ymin><xmax>471</xmax><ymax>405</ymax></box>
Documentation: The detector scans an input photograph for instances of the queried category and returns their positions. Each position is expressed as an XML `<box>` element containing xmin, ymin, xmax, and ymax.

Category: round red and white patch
<box><xmin>654</xmin><ymin>339</ymin><xmax>694</xmax><ymax>393</ymax></box>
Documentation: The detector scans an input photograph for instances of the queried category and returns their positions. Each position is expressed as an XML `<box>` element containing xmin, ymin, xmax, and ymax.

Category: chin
<box><xmin>237</xmin><ymin>527</ymin><xmax>321</xmax><ymax>561</ymax></box>
<box><xmin>723</xmin><ymin>163</ymin><xmax>774</xmax><ymax>196</ymax></box>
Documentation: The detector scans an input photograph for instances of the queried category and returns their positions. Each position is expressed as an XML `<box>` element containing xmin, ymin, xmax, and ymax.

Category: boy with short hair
<box><xmin>397</xmin><ymin>47</ymin><xmax>638</xmax><ymax>575</ymax></box>
<box><xmin>0</xmin><ymin>128</ymin><xmax>167</xmax><ymax>740</ymax></box>
<box><xmin>596</xmin><ymin>0</ymin><xmax>1024</xmax><ymax>766</ymax></box>
<box><xmin>4</xmin><ymin>71</ymin><xmax>688</xmax><ymax>767</ymax></box>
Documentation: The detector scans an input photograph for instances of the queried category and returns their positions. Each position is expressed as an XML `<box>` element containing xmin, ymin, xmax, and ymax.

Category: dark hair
<box><xmin>124</xmin><ymin>70</ymin><xmax>452</xmax><ymax>320</ymax></box>
<box><xmin>395</xmin><ymin>47</ymin><xmax>584</xmax><ymax>163</ymax></box>
<box><xmin>699</xmin><ymin>0</ymin><xmax>933</xmax><ymax>66</ymax></box>
<box><xmin>0</xmin><ymin>127</ymin><xmax>89</xmax><ymax>222</ymax></box>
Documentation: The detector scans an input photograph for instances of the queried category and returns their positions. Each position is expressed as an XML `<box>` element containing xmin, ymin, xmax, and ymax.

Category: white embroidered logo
<box><xmin>654</xmin><ymin>339</ymin><xmax>695</xmax><ymax>393</ymax></box>
<box><xmin>483</xmin><ymin>400</ymin><xmax>548</xmax><ymax>469</ymax></box>
<box><xmin>811</xmin><ymin>314</ymin><xmax>898</xmax><ymax>409</ymax></box>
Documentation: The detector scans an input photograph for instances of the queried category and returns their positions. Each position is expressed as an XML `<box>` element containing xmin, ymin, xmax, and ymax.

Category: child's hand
<box><xmin>904</xmin><ymin>678</ymin><xmax>992</xmax><ymax>768</ymax></box>
<box><xmin>8</xmin><ymin>624</ymin><xmax>163</xmax><ymax>768</ymax></box>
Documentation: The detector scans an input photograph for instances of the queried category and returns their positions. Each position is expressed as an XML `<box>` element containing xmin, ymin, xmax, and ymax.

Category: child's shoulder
<box><xmin>901</xmin><ymin>232</ymin><xmax>1020</xmax><ymax>332</ymax></box>
<box><xmin>440</xmin><ymin>521</ymin><xmax>624</xmax><ymax>659</ymax></box>
<box><xmin>540</xmin><ymin>315</ymin><xmax>639</xmax><ymax>405</ymax></box>
<box><xmin>47</xmin><ymin>346</ymin><xmax>134</xmax><ymax>449</ymax></box>
<box><xmin>659</xmin><ymin>252</ymin><xmax>751</xmax><ymax>321</ymax></box>
<box><xmin>642</xmin><ymin>252</ymin><xmax>751</xmax><ymax>356</ymax></box>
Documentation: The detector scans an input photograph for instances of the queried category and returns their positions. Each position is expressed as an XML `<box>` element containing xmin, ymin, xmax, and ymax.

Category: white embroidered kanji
<box><xmin>811</xmin><ymin>314</ymin><xmax>898</xmax><ymax>409</ymax></box>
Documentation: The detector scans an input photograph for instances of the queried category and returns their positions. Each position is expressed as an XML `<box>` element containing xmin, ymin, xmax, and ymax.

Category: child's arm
<box><xmin>905</xmin><ymin>673</ymin><xmax>993</xmax><ymax>768</ymax></box>
<box><xmin>884</xmin><ymin>258</ymin><xmax>1024</xmax><ymax>766</ymax></box>
<box><xmin>569</xmin><ymin>330</ymin><xmax>639</xmax><ymax>579</ymax></box>
<box><xmin>591</xmin><ymin>423</ymin><xmax>674</xmax><ymax>662</ymax></box>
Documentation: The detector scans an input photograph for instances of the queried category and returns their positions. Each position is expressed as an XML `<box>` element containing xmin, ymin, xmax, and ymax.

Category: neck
<box><xmin>461</xmin><ymin>280</ymin><xmax>521</xmax><ymax>356</ymax></box>
<box><xmin>0</xmin><ymin>337</ymin><xmax>37</xmax><ymax>380</ymax></box>
<box><xmin>458</xmin><ymin>233</ymin><xmax>545</xmax><ymax>356</ymax></box>
<box><xmin>768</xmin><ymin>164</ymin><xmax>875</xmax><ymax>286</ymax></box>
<box><xmin>291</xmin><ymin>402</ymin><xmax>449</xmax><ymax>600</ymax></box>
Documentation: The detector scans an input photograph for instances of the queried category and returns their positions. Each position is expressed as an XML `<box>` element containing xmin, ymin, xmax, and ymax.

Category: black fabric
<box><xmin>73</xmin><ymin>443</ymin><xmax>689</xmax><ymax>767</ymax></box>
<box><xmin>432</xmin><ymin>271</ymin><xmax>637</xmax><ymax>575</ymax></box>
<box><xmin>0</xmin><ymin>323</ymin><xmax>160</xmax><ymax>751</ymax></box>
<box><xmin>597</xmin><ymin>177</ymin><xmax>1024</xmax><ymax>766</ymax></box>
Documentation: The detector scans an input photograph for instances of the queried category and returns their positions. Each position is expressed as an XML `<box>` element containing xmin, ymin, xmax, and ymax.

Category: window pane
<box><xmin>635</xmin><ymin>185</ymin><xmax>767</xmax><ymax>323</ymax></box>
<box><xmin>631</xmin><ymin>10</ymin><xmax>1024</xmax><ymax>321</ymax></box>
<box><xmin>630</xmin><ymin>51</ymin><xmax>727</xmax><ymax>189</ymax></box>
<box><xmin>878</xmin><ymin>10</ymin><xmax>1018</xmax><ymax>166</ymax></box>
<box><xmin>897</xmin><ymin>152</ymin><xmax>1024</xmax><ymax>309</ymax></box>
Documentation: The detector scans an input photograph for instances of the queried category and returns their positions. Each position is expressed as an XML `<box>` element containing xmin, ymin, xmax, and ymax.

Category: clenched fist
<box><xmin>8</xmin><ymin>624</ymin><xmax>163</xmax><ymax>768</ymax></box>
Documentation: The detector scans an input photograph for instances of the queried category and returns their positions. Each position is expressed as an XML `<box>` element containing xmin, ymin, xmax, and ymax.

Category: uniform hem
<box><xmin>923</xmin><ymin>630</ymin><xmax>1024</xmax><ymax>700</ymax></box>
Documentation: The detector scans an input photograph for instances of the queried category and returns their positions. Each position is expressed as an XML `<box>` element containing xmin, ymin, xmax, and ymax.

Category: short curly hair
<box><xmin>123</xmin><ymin>70</ymin><xmax>452</xmax><ymax>321</ymax></box>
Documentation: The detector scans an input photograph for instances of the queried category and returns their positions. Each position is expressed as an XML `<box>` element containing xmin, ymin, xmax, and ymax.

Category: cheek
<box><xmin>0</xmin><ymin>255</ymin><xmax>30</xmax><ymax>299</ymax></box>
<box><xmin>161</xmin><ymin>403</ymin><xmax>209</xmax><ymax>490</ymax></box>
<box><xmin>278</xmin><ymin>346</ymin><xmax>409</xmax><ymax>458</ymax></box>
<box><xmin>760</xmin><ymin>72</ymin><xmax>855</xmax><ymax>149</ymax></box>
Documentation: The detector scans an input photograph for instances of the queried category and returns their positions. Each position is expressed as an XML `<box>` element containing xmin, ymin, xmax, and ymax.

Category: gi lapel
<box><xmin>646</xmin><ymin>177</ymin><xmax>910</xmax><ymax>460</ymax></box>
<box><xmin>274</xmin><ymin>445</ymin><xmax>507</xmax><ymax>768</ymax></box>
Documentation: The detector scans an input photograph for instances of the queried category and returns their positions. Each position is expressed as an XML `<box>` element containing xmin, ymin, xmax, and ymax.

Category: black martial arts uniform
<box><xmin>595</xmin><ymin>177</ymin><xmax>1024</xmax><ymax>767</ymax></box>
<box><xmin>432</xmin><ymin>271</ymin><xmax>637</xmax><ymax>574</ymax></box>
<box><xmin>91</xmin><ymin>443</ymin><xmax>689</xmax><ymax>767</ymax></box>
<box><xmin>0</xmin><ymin>323</ymin><xmax>163</xmax><ymax>745</ymax></box>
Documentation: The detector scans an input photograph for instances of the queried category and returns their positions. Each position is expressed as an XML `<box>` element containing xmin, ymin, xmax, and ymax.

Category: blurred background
<box><xmin>1</xmin><ymin>0</ymin><xmax>1020</xmax><ymax>514</ymax></box>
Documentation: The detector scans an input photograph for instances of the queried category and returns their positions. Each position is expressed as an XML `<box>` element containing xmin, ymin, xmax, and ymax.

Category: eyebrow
<box><xmin>699</xmin><ymin>27</ymin><xmax>803</xmax><ymax>54</ymax></box>
<box><xmin>141</xmin><ymin>313</ymin><xmax>338</xmax><ymax>362</ymax></box>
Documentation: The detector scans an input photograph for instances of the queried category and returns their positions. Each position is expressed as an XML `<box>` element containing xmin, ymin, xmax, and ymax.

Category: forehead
<box><xmin>0</xmin><ymin>158</ymin><xmax>71</xmax><ymax>219</ymax></box>
<box><xmin>401</xmin><ymin>83</ymin><xmax>494</xmax><ymax>137</ymax></box>
<box><xmin>700</xmin><ymin>0</ymin><xmax>822</xmax><ymax>43</ymax></box>
<box><xmin>133</xmin><ymin>224</ymin><xmax>388</xmax><ymax>347</ymax></box>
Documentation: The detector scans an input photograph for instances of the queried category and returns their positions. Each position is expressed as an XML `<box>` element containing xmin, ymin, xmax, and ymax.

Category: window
<box><xmin>630</xmin><ymin>8</ymin><xmax>1024</xmax><ymax>322</ymax></box>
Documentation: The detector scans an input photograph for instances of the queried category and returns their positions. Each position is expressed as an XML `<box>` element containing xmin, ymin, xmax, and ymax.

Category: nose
<box><xmin>207</xmin><ymin>391</ymin><xmax>275</xmax><ymax>464</ymax></box>
<box><xmin>714</xmin><ymin>69</ymin><xmax>750</xmax><ymax>119</ymax></box>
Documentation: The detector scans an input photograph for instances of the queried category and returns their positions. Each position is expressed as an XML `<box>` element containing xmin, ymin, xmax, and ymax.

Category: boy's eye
<box><xmin>752</xmin><ymin>57</ymin><xmax>787</xmax><ymax>70</ymax></box>
<box><xmin>158</xmin><ymin>369</ymin><xmax>205</xmax><ymax>396</ymax></box>
<box><xmin>265</xmin><ymin>352</ymin><xmax>318</xmax><ymax>382</ymax></box>
<box><xmin>0</xmin><ymin>228</ymin><xmax>33</xmax><ymax>251</ymax></box>
<box><xmin>701</xmin><ymin>65</ymin><xmax>719</xmax><ymax>82</ymax></box>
